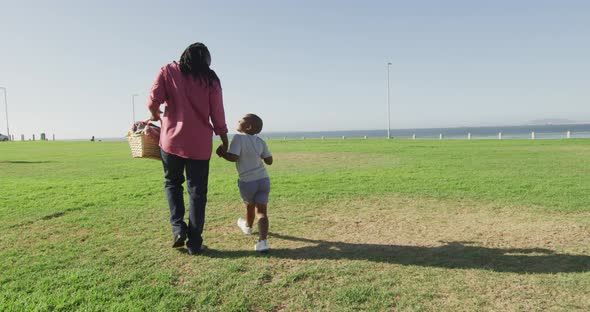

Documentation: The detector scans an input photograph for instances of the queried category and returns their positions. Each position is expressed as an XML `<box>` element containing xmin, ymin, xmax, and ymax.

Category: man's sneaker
<box><xmin>237</xmin><ymin>218</ymin><xmax>253</xmax><ymax>235</ymax></box>
<box><xmin>172</xmin><ymin>233</ymin><xmax>186</xmax><ymax>248</ymax></box>
<box><xmin>255</xmin><ymin>239</ymin><xmax>269</xmax><ymax>252</ymax></box>
<box><xmin>187</xmin><ymin>244</ymin><xmax>207</xmax><ymax>256</ymax></box>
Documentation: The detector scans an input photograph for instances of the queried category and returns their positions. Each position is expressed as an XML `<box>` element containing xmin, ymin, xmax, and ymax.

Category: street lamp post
<box><xmin>132</xmin><ymin>94</ymin><xmax>139</xmax><ymax>124</ymax></box>
<box><xmin>0</xmin><ymin>87</ymin><xmax>9</xmax><ymax>140</ymax></box>
<box><xmin>386</xmin><ymin>62</ymin><xmax>392</xmax><ymax>139</ymax></box>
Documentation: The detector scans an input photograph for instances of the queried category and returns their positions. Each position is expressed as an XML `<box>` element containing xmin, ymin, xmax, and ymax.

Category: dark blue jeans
<box><xmin>161</xmin><ymin>149</ymin><xmax>209</xmax><ymax>250</ymax></box>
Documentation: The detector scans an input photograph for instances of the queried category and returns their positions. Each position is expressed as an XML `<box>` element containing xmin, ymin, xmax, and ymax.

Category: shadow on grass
<box><xmin>5</xmin><ymin>207</ymin><xmax>82</xmax><ymax>230</ymax></box>
<box><xmin>0</xmin><ymin>160</ymin><xmax>56</xmax><ymax>164</ymax></box>
<box><xmin>206</xmin><ymin>233</ymin><xmax>590</xmax><ymax>274</ymax></box>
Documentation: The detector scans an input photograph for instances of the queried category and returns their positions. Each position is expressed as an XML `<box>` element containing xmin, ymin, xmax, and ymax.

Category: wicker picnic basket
<box><xmin>127</xmin><ymin>121</ymin><xmax>161</xmax><ymax>160</ymax></box>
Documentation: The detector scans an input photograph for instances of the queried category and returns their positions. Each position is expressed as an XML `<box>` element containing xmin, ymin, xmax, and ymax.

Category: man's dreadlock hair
<box><xmin>179</xmin><ymin>42</ymin><xmax>220</xmax><ymax>87</ymax></box>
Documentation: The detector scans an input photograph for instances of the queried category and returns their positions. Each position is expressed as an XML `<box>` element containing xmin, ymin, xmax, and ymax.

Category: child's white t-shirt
<box><xmin>228</xmin><ymin>133</ymin><xmax>272</xmax><ymax>182</ymax></box>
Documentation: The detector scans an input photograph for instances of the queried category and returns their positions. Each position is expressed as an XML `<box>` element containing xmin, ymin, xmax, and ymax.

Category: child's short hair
<box><xmin>245</xmin><ymin>113</ymin><xmax>263</xmax><ymax>134</ymax></box>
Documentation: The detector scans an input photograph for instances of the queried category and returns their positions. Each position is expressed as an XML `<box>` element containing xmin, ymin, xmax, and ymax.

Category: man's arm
<box><xmin>219</xmin><ymin>133</ymin><xmax>229</xmax><ymax>152</ymax></box>
<box><xmin>210</xmin><ymin>81</ymin><xmax>228</xmax><ymax>142</ymax></box>
<box><xmin>147</xmin><ymin>67</ymin><xmax>167</xmax><ymax>121</ymax></box>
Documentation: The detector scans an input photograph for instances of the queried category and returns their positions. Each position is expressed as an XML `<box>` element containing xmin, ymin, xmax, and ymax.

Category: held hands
<box><xmin>217</xmin><ymin>145</ymin><xmax>238</xmax><ymax>162</ymax></box>
<box><xmin>216</xmin><ymin>145</ymin><xmax>226</xmax><ymax>157</ymax></box>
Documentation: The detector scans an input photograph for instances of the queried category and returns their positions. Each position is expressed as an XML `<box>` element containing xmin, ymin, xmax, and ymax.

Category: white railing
<box><xmin>270</xmin><ymin>131</ymin><xmax>590</xmax><ymax>140</ymax></box>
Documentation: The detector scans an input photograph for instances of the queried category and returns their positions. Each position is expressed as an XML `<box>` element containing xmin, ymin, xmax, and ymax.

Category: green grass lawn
<box><xmin>1</xmin><ymin>139</ymin><xmax>589</xmax><ymax>311</ymax></box>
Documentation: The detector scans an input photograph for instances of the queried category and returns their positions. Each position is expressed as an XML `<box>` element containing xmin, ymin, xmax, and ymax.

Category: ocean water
<box><xmin>92</xmin><ymin>123</ymin><xmax>590</xmax><ymax>142</ymax></box>
<box><xmin>260</xmin><ymin>124</ymin><xmax>590</xmax><ymax>140</ymax></box>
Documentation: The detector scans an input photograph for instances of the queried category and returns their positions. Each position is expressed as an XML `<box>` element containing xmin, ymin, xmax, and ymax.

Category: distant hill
<box><xmin>528</xmin><ymin>119</ymin><xmax>585</xmax><ymax>125</ymax></box>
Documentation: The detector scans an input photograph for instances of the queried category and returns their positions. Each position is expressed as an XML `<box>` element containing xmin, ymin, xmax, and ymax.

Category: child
<box><xmin>216</xmin><ymin>113</ymin><xmax>273</xmax><ymax>252</ymax></box>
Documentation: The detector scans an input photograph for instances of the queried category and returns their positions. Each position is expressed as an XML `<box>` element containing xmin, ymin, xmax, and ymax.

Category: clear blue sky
<box><xmin>1</xmin><ymin>0</ymin><xmax>589</xmax><ymax>139</ymax></box>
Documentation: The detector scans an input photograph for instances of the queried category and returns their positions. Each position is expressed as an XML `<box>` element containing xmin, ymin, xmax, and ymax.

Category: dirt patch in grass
<box><xmin>198</xmin><ymin>195</ymin><xmax>590</xmax><ymax>310</ymax></box>
<box><xmin>300</xmin><ymin>196</ymin><xmax>590</xmax><ymax>252</ymax></box>
<box><xmin>254</xmin><ymin>195</ymin><xmax>589</xmax><ymax>310</ymax></box>
<box><xmin>193</xmin><ymin>195</ymin><xmax>590</xmax><ymax>268</ymax></box>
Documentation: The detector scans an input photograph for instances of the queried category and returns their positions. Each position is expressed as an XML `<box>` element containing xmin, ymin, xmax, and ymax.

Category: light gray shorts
<box><xmin>238</xmin><ymin>177</ymin><xmax>271</xmax><ymax>204</ymax></box>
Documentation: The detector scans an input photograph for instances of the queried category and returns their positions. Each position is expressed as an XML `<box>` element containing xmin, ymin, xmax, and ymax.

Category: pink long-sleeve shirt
<box><xmin>147</xmin><ymin>62</ymin><xmax>228</xmax><ymax>160</ymax></box>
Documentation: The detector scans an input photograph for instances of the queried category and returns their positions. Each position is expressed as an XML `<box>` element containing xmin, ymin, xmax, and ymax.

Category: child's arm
<box><xmin>216</xmin><ymin>145</ymin><xmax>239</xmax><ymax>162</ymax></box>
<box><xmin>261</xmin><ymin>140</ymin><xmax>273</xmax><ymax>165</ymax></box>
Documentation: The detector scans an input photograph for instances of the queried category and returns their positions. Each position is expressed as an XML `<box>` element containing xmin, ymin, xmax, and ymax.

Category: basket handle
<box><xmin>144</xmin><ymin>119</ymin><xmax>161</xmax><ymax>129</ymax></box>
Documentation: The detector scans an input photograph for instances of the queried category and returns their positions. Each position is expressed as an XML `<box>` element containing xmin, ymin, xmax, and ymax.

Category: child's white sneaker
<box><xmin>237</xmin><ymin>218</ymin><xmax>253</xmax><ymax>235</ymax></box>
<box><xmin>255</xmin><ymin>239</ymin><xmax>269</xmax><ymax>252</ymax></box>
